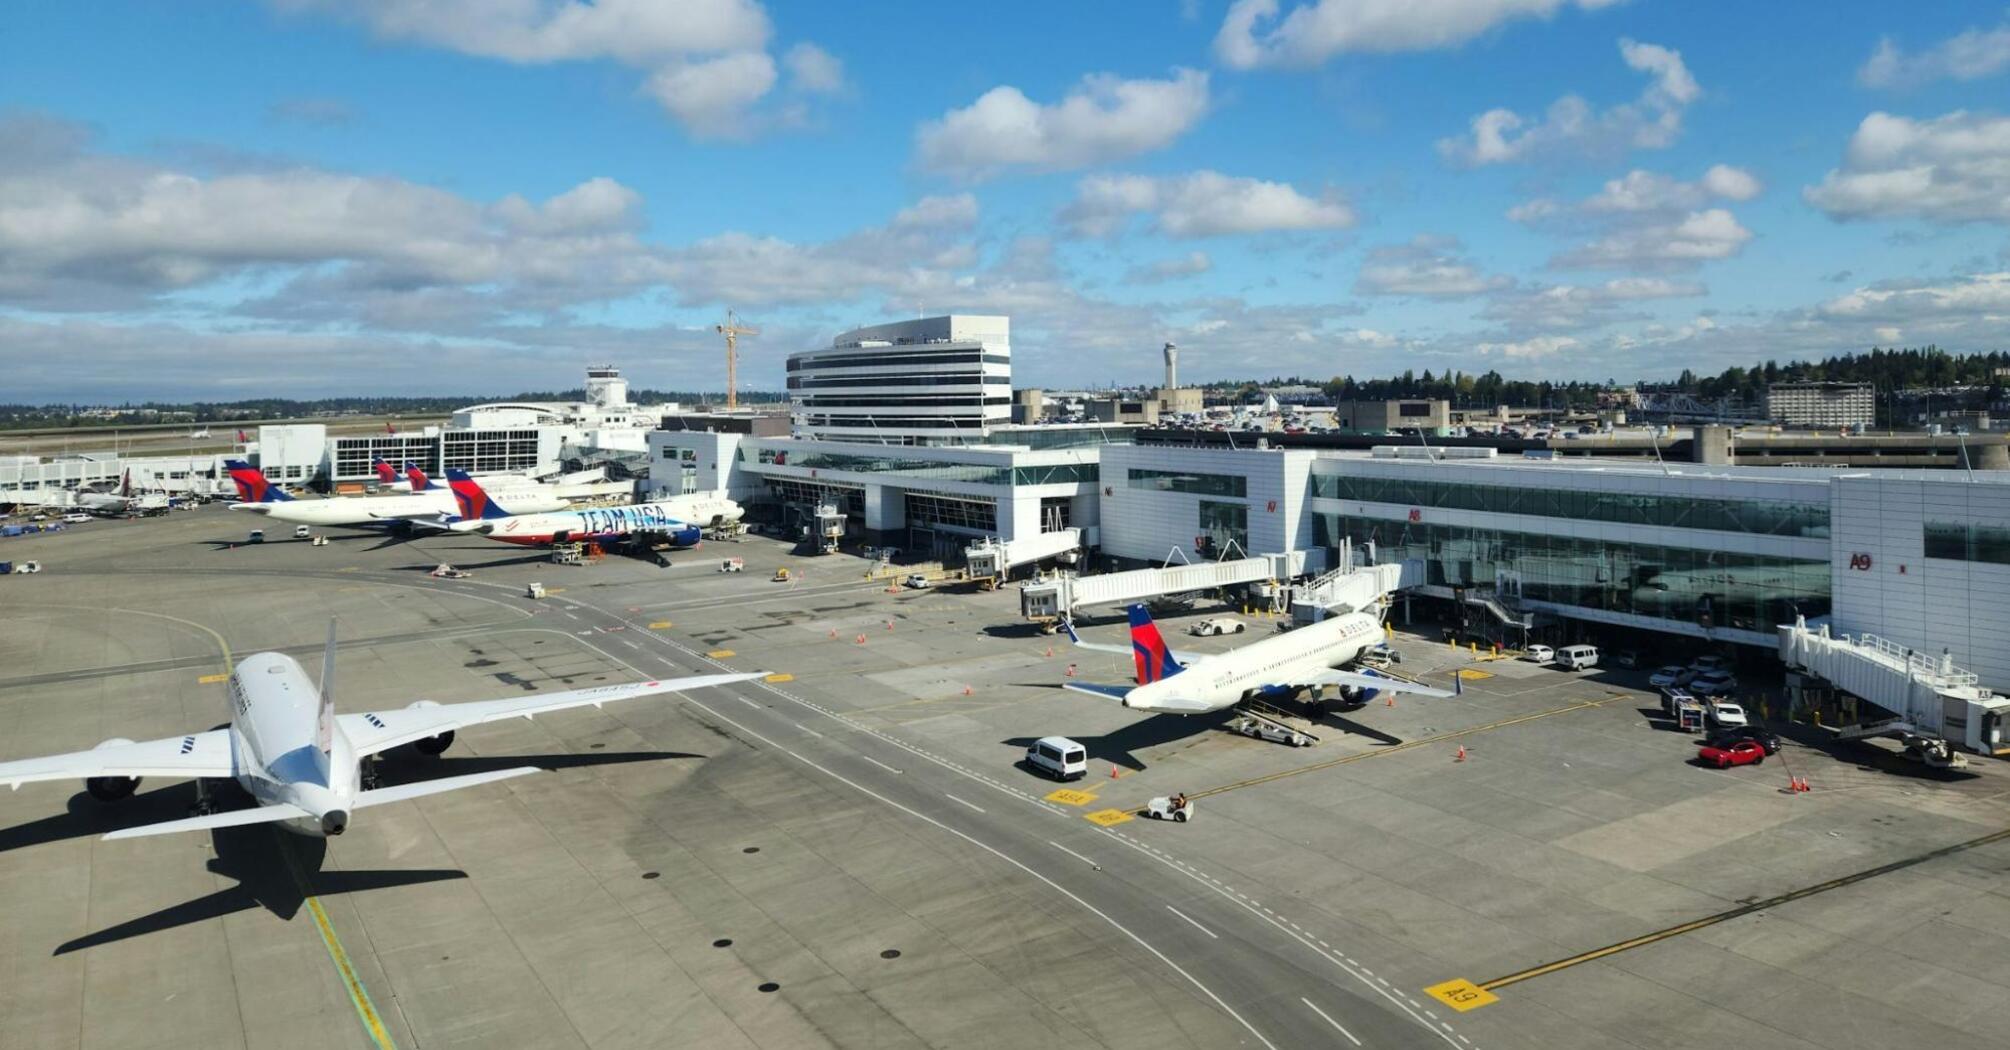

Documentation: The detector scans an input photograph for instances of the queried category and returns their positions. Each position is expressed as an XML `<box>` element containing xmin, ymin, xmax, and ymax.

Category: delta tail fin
<box><xmin>405</xmin><ymin>461</ymin><xmax>441</xmax><ymax>491</ymax></box>
<box><xmin>1127</xmin><ymin>604</ymin><xmax>1185</xmax><ymax>685</ymax></box>
<box><xmin>224</xmin><ymin>459</ymin><xmax>292</xmax><ymax>503</ymax></box>
<box><xmin>372</xmin><ymin>456</ymin><xmax>398</xmax><ymax>484</ymax></box>
<box><xmin>445</xmin><ymin>469</ymin><xmax>511</xmax><ymax>520</ymax></box>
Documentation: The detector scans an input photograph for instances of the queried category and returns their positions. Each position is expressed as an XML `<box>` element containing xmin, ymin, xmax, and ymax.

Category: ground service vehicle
<box><xmin>1556</xmin><ymin>644</ymin><xmax>1600</xmax><ymax>671</ymax></box>
<box><xmin>1189</xmin><ymin>618</ymin><xmax>1246</xmax><ymax>637</ymax></box>
<box><xmin>1025</xmin><ymin>736</ymin><xmax>1087</xmax><ymax>780</ymax></box>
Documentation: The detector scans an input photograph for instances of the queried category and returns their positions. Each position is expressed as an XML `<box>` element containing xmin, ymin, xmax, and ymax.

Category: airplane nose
<box><xmin>320</xmin><ymin>809</ymin><xmax>349</xmax><ymax>836</ymax></box>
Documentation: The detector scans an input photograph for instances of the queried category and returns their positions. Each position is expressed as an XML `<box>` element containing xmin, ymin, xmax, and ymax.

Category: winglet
<box><xmin>317</xmin><ymin>619</ymin><xmax>337</xmax><ymax>756</ymax></box>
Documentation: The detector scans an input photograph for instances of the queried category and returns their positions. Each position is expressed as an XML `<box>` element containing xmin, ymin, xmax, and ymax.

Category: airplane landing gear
<box><xmin>189</xmin><ymin>777</ymin><xmax>218</xmax><ymax>817</ymax></box>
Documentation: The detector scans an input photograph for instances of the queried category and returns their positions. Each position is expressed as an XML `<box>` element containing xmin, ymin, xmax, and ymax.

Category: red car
<box><xmin>1697</xmin><ymin>739</ymin><xmax>1767</xmax><ymax>769</ymax></box>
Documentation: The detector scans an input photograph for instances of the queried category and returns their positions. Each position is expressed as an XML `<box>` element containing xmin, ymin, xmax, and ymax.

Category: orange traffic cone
<box><xmin>1109</xmin><ymin>766</ymin><xmax>1119</xmax><ymax>779</ymax></box>
<box><xmin>1455</xmin><ymin>745</ymin><xmax>1467</xmax><ymax>762</ymax></box>
<box><xmin>854</xmin><ymin>634</ymin><xmax>866</xmax><ymax>644</ymax></box>
<box><xmin>1066</xmin><ymin>664</ymin><xmax>1077</xmax><ymax>678</ymax></box>
<box><xmin>829</xmin><ymin>628</ymin><xmax>837</xmax><ymax>639</ymax></box>
<box><xmin>886</xmin><ymin>619</ymin><xmax>894</xmax><ymax>630</ymax></box>
<box><xmin>1385</xmin><ymin>696</ymin><xmax>1396</xmax><ymax>708</ymax></box>
<box><xmin>1045</xmin><ymin>646</ymin><xmax>1055</xmax><ymax>658</ymax></box>
<box><xmin>962</xmin><ymin>685</ymin><xmax>973</xmax><ymax>696</ymax></box>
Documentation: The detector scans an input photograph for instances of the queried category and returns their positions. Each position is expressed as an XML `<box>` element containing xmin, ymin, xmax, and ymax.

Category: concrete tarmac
<box><xmin>1</xmin><ymin>505</ymin><xmax>2006</xmax><ymax>1050</ymax></box>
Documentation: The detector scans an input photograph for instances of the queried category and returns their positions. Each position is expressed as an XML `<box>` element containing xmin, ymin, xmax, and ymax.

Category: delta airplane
<box><xmin>0</xmin><ymin>623</ymin><xmax>763</xmax><ymax>840</ymax></box>
<box><xmin>1063</xmin><ymin>604</ymin><xmax>1452</xmax><ymax>713</ymax></box>
<box><xmin>225</xmin><ymin>460</ymin><xmax>567</xmax><ymax>528</ymax></box>
<box><xmin>370</xmin><ymin>456</ymin><xmax>437</xmax><ymax>492</ymax></box>
<box><xmin>444</xmin><ymin>470</ymin><xmax>742</xmax><ymax>548</ymax></box>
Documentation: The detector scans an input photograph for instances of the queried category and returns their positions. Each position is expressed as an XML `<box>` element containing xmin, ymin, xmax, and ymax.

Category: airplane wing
<box><xmin>0</xmin><ymin>730</ymin><xmax>235</xmax><ymax>791</ymax></box>
<box><xmin>1303</xmin><ymin>668</ymin><xmax>1456</xmax><ymax>698</ymax></box>
<box><xmin>339</xmin><ymin>672</ymin><xmax>766</xmax><ymax>758</ymax></box>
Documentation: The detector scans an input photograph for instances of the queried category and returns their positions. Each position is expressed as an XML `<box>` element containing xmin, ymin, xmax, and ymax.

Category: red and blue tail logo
<box><xmin>1127</xmin><ymin>604</ymin><xmax>1185</xmax><ymax>684</ymax></box>
<box><xmin>446</xmin><ymin>469</ymin><xmax>510</xmax><ymax>520</ymax></box>
<box><xmin>224</xmin><ymin>459</ymin><xmax>291</xmax><ymax>502</ymax></box>
<box><xmin>404</xmin><ymin>461</ymin><xmax>439</xmax><ymax>491</ymax></box>
<box><xmin>372</xmin><ymin>456</ymin><xmax>397</xmax><ymax>484</ymax></box>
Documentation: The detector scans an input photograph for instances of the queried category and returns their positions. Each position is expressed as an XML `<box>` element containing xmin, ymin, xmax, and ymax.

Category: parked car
<box><xmin>1690</xmin><ymin>654</ymin><xmax>1732</xmax><ymax>674</ymax></box>
<box><xmin>1700</xmin><ymin>726</ymin><xmax>1783</xmax><ymax>755</ymax></box>
<box><xmin>1688</xmin><ymin>672</ymin><xmax>1739</xmax><ymax>696</ymax></box>
<box><xmin>1648</xmin><ymin>665</ymin><xmax>1688</xmax><ymax>688</ymax></box>
<box><xmin>1556</xmin><ymin>644</ymin><xmax>1600</xmax><ymax>671</ymax></box>
<box><xmin>1697</xmin><ymin>739</ymin><xmax>1767</xmax><ymax>768</ymax></box>
<box><xmin>61</xmin><ymin>513</ymin><xmax>92</xmax><ymax>524</ymax></box>
<box><xmin>1523</xmin><ymin>644</ymin><xmax>1555</xmax><ymax>664</ymax></box>
<box><xmin>1611</xmin><ymin>650</ymin><xmax>1641</xmax><ymax>669</ymax></box>
<box><xmin>1706</xmin><ymin>701</ymin><xmax>1751</xmax><ymax>730</ymax></box>
<box><xmin>902</xmin><ymin>574</ymin><xmax>931</xmax><ymax>589</ymax></box>
<box><xmin>1189</xmin><ymin>617</ymin><xmax>1247</xmax><ymax>637</ymax></box>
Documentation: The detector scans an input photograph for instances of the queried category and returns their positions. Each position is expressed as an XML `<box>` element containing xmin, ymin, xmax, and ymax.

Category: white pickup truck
<box><xmin>1188</xmin><ymin>617</ymin><xmax>1246</xmax><ymax>637</ymax></box>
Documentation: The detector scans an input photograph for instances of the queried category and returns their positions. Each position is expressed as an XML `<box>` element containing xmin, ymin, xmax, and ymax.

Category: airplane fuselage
<box><xmin>230</xmin><ymin>486</ymin><xmax>565</xmax><ymax>527</ymax></box>
<box><xmin>1124</xmin><ymin>612</ymin><xmax>1383</xmax><ymax>713</ymax></box>
<box><xmin>456</xmin><ymin>496</ymin><xmax>742</xmax><ymax>547</ymax></box>
<box><xmin>225</xmin><ymin>652</ymin><xmax>358</xmax><ymax>837</ymax></box>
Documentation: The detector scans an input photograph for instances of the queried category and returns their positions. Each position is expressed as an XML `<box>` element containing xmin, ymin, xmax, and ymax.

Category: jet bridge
<box><xmin>1021</xmin><ymin>551</ymin><xmax>1307</xmax><ymax>625</ymax></box>
<box><xmin>1778</xmin><ymin>617</ymin><xmax>2009</xmax><ymax>759</ymax></box>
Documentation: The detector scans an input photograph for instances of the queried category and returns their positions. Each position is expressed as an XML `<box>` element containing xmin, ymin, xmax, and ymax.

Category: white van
<box><xmin>1556</xmin><ymin>644</ymin><xmax>1600</xmax><ymax>671</ymax></box>
<box><xmin>1025</xmin><ymin>736</ymin><xmax>1088</xmax><ymax>781</ymax></box>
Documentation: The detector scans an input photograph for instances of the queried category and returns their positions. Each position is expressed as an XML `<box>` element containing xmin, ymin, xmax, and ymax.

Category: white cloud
<box><xmin>1481</xmin><ymin>277</ymin><xmax>1703</xmax><ymax>330</ymax></box>
<box><xmin>1061</xmin><ymin>170</ymin><xmax>1353</xmax><ymax>237</ymax></box>
<box><xmin>1126</xmin><ymin>251</ymin><xmax>1214</xmax><ymax>284</ymax></box>
<box><xmin>646</xmin><ymin>51</ymin><xmax>778</xmax><ymax>138</ymax></box>
<box><xmin>1804</xmin><ymin>110</ymin><xmax>2010</xmax><ymax>224</ymax></box>
<box><xmin>1213</xmin><ymin>0</ymin><xmax>1620</xmax><ymax>69</ymax></box>
<box><xmin>1816</xmin><ymin>271</ymin><xmax>2010</xmax><ymax>323</ymax></box>
<box><xmin>1553</xmin><ymin>208</ymin><xmax>1752</xmax><ymax>270</ymax></box>
<box><xmin>783</xmin><ymin>42</ymin><xmax>845</xmax><ymax>93</ymax></box>
<box><xmin>1354</xmin><ymin>236</ymin><xmax>1511</xmax><ymax>298</ymax></box>
<box><xmin>1858</xmin><ymin>21</ymin><xmax>2010</xmax><ymax>88</ymax></box>
<box><xmin>915</xmin><ymin>69</ymin><xmax>1210</xmax><ymax>178</ymax></box>
<box><xmin>268</xmin><ymin>0</ymin><xmax>836</xmax><ymax>137</ymax></box>
<box><xmin>1510</xmin><ymin>165</ymin><xmax>1760</xmax><ymax>272</ymax></box>
<box><xmin>1476</xmin><ymin>334</ymin><xmax>1580</xmax><ymax>359</ymax></box>
<box><xmin>1439</xmin><ymin>38</ymin><xmax>1698</xmax><ymax>165</ymax></box>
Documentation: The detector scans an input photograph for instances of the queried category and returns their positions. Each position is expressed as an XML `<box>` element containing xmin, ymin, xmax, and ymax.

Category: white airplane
<box><xmin>1061</xmin><ymin>604</ymin><xmax>1452</xmax><ymax>713</ymax></box>
<box><xmin>444</xmin><ymin>470</ymin><xmax>742</xmax><ymax>548</ymax></box>
<box><xmin>224</xmin><ymin>460</ymin><xmax>566</xmax><ymax>528</ymax></box>
<box><xmin>0</xmin><ymin>623</ymin><xmax>764</xmax><ymax>841</ymax></box>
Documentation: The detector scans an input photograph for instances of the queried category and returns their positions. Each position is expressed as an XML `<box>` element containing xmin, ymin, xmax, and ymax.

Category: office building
<box><xmin>786</xmin><ymin>316</ymin><xmax>1012</xmax><ymax>444</ymax></box>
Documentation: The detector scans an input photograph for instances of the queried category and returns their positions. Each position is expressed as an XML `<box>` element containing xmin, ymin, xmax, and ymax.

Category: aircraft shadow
<box><xmin>1304</xmin><ymin>705</ymin><xmax>1406</xmax><ymax>746</ymax></box>
<box><xmin>372</xmin><ymin>749</ymin><xmax>704</xmax><ymax>782</ymax></box>
<box><xmin>1005</xmin><ymin>711</ymin><xmax>1231</xmax><ymax>773</ymax></box>
<box><xmin>54</xmin><ymin>827</ymin><xmax>464</xmax><ymax>955</ymax></box>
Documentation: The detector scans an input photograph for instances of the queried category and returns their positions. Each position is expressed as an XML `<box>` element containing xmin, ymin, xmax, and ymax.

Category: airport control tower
<box><xmin>1163</xmin><ymin>342</ymin><xmax>1179</xmax><ymax>390</ymax></box>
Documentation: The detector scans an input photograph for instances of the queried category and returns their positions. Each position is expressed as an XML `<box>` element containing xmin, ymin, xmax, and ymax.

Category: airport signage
<box><xmin>1849</xmin><ymin>552</ymin><xmax>1873</xmax><ymax>571</ymax></box>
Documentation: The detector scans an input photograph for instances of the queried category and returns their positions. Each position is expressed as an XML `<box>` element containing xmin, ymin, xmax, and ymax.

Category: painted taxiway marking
<box><xmin>794</xmin><ymin>723</ymin><xmax>823</xmax><ymax>738</ymax></box>
<box><xmin>1301</xmin><ymin>998</ymin><xmax>1364</xmax><ymax>1046</ymax></box>
<box><xmin>859</xmin><ymin>754</ymin><xmax>902</xmax><ymax>774</ymax></box>
<box><xmin>1460</xmin><ymin>824</ymin><xmax>2010</xmax><ymax>1002</ymax></box>
<box><xmin>1046</xmin><ymin>840</ymin><xmax>1099</xmax><ymax>868</ymax></box>
<box><xmin>944</xmin><ymin>793</ymin><xmax>986</xmax><ymax>814</ymax></box>
<box><xmin>707</xmin><ymin>649</ymin><xmax>736</xmax><ymax>658</ymax></box>
<box><xmin>1165</xmin><ymin>904</ymin><xmax>1218</xmax><ymax>939</ymax></box>
<box><xmin>1045</xmin><ymin>787</ymin><xmax>1098</xmax><ymax>806</ymax></box>
<box><xmin>197</xmin><ymin>673</ymin><xmax>230</xmax><ymax>684</ymax></box>
<box><xmin>732</xmin><ymin>695</ymin><xmax>762</xmax><ymax>710</ymax></box>
<box><xmin>1084</xmin><ymin>808</ymin><xmax>1134</xmax><ymax>827</ymax></box>
<box><xmin>648</xmin><ymin>621</ymin><xmax>673</xmax><ymax>629</ymax></box>
<box><xmin>281</xmin><ymin>840</ymin><xmax>397</xmax><ymax>1050</ymax></box>
<box><xmin>763</xmin><ymin>672</ymin><xmax>794</xmax><ymax>682</ymax></box>
<box><xmin>1424</xmin><ymin>979</ymin><xmax>1499</xmax><ymax>1013</ymax></box>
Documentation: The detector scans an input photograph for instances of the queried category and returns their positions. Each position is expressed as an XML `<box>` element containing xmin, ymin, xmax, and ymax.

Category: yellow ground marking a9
<box><xmin>1456</xmin><ymin>668</ymin><xmax>1494</xmax><ymax>680</ymax></box>
<box><xmin>707</xmin><ymin>649</ymin><xmax>736</xmax><ymax>658</ymax></box>
<box><xmin>1084</xmin><ymin>808</ymin><xmax>1134</xmax><ymax>827</ymax></box>
<box><xmin>197</xmin><ymin>673</ymin><xmax>230</xmax><ymax>684</ymax></box>
<box><xmin>1045</xmin><ymin>788</ymin><xmax>1097</xmax><ymax>806</ymax></box>
<box><xmin>1425</xmin><ymin>979</ymin><xmax>1498</xmax><ymax>1012</ymax></box>
<box><xmin>648</xmin><ymin>621</ymin><xmax>673</xmax><ymax>629</ymax></box>
<box><xmin>763</xmin><ymin>673</ymin><xmax>794</xmax><ymax>683</ymax></box>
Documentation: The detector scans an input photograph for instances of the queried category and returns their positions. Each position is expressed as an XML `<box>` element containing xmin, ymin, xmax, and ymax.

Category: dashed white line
<box><xmin>795</xmin><ymin>723</ymin><xmax>823</xmax><ymax>738</ymax></box>
<box><xmin>1165</xmin><ymin>905</ymin><xmax>1218</xmax><ymax>940</ymax></box>
<box><xmin>859</xmin><ymin>754</ymin><xmax>902</xmax><ymax>774</ymax></box>
<box><xmin>732</xmin><ymin>694</ymin><xmax>762</xmax><ymax>710</ymax></box>
<box><xmin>1046</xmin><ymin>840</ymin><xmax>1099</xmax><ymax>868</ymax></box>
<box><xmin>944</xmin><ymin>793</ymin><xmax>986</xmax><ymax>814</ymax></box>
<box><xmin>1301</xmin><ymin>998</ymin><xmax>1363</xmax><ymax>1047</ymax></box>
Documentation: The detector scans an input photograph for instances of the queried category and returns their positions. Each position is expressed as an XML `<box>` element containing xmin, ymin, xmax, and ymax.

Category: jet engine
<box><xmin>406</xmin><ymin>701</ymin><xmax>454</xmax><ymax>754</ymax></box>
<box><xmin>86</xmin><ymin>738</ymin><xmax>140</xmax><ymax>801</ymax></box>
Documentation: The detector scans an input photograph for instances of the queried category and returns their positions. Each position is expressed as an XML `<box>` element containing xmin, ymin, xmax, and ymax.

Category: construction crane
<box><xmin>715</xmin><ymin>309</ymin><xmax>759</xmax><ymax>411</ymax></box>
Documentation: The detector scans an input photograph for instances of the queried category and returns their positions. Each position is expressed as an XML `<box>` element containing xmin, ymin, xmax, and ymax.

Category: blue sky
<box><xmin>2</xmin><ymin>1</ymin><xmax>2007</xmax><ymax>401</ymax></box>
